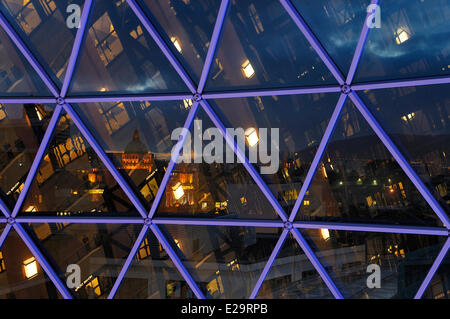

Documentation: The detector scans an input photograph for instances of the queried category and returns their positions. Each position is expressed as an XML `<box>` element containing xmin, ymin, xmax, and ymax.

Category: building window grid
<box><xmin>0</xmin><ymin>0</ymin><xmax>447</xmax><ymax>300</ymax></box>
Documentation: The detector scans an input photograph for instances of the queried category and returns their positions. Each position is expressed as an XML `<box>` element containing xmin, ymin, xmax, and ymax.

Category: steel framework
<box><xmin>0</xmin><ymin>0</ymin><xmax>448</xmax><ymax>299</ymax></box>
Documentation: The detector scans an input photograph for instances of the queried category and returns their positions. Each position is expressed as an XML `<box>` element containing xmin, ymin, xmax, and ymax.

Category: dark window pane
<box><xmin>295</xmin><ymin>99</ymin><xmax>443</xmax><ymax>227</ymax></box>
<box><xmin>300</xmin><ymin>229</ymin><xmax>447</xmax><ymax>299</ymax></box>
<box><xmin>355</xmin><ymin>0</ymin><xmax>450</xmax><ymax>82</ymax></box>
<box><xmin>291</xmin><ymin>0</ymin><xmax>370</xmax><ymax>75</ymax></box>
<box><xmin>69</xmin><ymin>0</ymin><xmax>189</xmax><ymax>96</ymax></box>
<box><xmin>115</xmin><ymin>228</ymin><xmax>194</xmax><ymax>299</ymax></box>
<box><xmin>258</xmin><ymin>233</ymin><xmax>333</xmax><ymax>299</ymax></box>
<box><xmin>0</xmin><ymin>25</ymin><xmax>52</xmax><ymax>96</ymax></box>
<box><xmin>0</xmin><ymin>103</ymin><xmax>54</xmax><ymax>209</ymax></box>
<box><xmin>0</xmin><ymin>0</ymin><xmax>85</xmax><ymax>84</ymax></box>
<box><xmin>205</xmin><ymin>0</ymin><xmax>336</xmax><ymax>92</ymax></box>
<box><xmin>140</xmin><ymin>0</ymin><xmax>221</xmax><ymax>82</ymax></box>
<box><xmin>26</xmin><ymin>223</ymin><xmax>142</xmax><ymax>299</ymax></box>
<box><xmin>423</xmin><ymin>249</ymin><xmax>450</xmax><ymax>299</ymax></box>
<box><xmin>161</xmin><ymin>225</ymin><xmax>283</xmax><ymax>298</ymax></box>
<box><xmin>21</xmin><ymin>111</ymin><xmax>139</xmax><ymax>217</ymax></box>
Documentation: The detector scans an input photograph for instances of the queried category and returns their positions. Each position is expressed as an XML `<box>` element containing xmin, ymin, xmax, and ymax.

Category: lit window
<box><xmin>85</xmin><ymin>277</ymin><xmax>101</xmax><ymax>297</ymax></box>
<box><xmin>303</xmin><ymin>200</ymin><xmax>310</xmax><ymax>206</ymax></box>
<box><xmin>395</xmin><ymin>27</ymin><xmax>410</xmax><ymax>44</ymax></box>
<box><xmin>241</xmin><ymin>59</ymin><xmax>255</xmax><ymax>78</ymax></box>
<box><xmin>320</xmin><ymin>229</ymin><xmax>330</xmax><ymax>241</ymax></box>
<box><xmin>0</xmin><ymin>252</ymin><xmax>5</xmax><ymax>273</ymax></box>
<box><xmin>172</xmin><ymin>182</ymin><xmax>184</xmax><ymax>200</ymax></box>
<box><xmin>171</xmin><ymin>37</ymin><xmax>182</xmax><ymax>53</ymax></box>
<box><xmin>136</xmin><ymin>238</ymin><xmax>151</xmax><ymax>260</ymax></box>
<box><xmin>244</xmin><ymin>127</ymin><xmax>259</xmax><ymax>147</ymax></box>
<box><xmin>23</xmin><ymin>257</ymin><xmax>38</xmax><ymax>279</ymax></box>
<box><xmin>183</xmin><ymin>99</ymin><xmax>193</xmax><ymax>110</ymax></box>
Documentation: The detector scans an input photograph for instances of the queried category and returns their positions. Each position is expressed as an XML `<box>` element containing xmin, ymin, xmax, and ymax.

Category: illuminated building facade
<box><xmin>0</xmin><ymin>0</ymin><xmax>448</xmax><ymax>299</ymax></box>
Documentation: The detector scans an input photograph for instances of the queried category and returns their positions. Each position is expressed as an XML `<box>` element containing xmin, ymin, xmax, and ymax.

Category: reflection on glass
<box><xmin>0</xmin><ymin>103</ymin><xmax>54</xmax><ymax>209</ymax></box>
<box><xmin>0</xmin><ymin>25</ymin><xmax>51</xmax><ymax>96</ymax></box>
<box><xmin>258</xmin><ymin>233</ymin><xmax>333</xmax><ymax>299</ymax></box>
<box><xmin>0</xmin><ymin>228</ymin><xmax>61</xmax><ymax>299</ymax></box>
<box><xmin>211</xmin><ymin>93</ymin><xmax>339</xmax><ymax>214</ymax></box>
<box><xmin>155</xmin><ymin>109</ymin><xmax>279</xmax><ymax>220</ymax></box>
<box><xmin>26</xmin><ymin>223</ymin><xmax>141</xmax><ymax>299</ymax></box>
<box><xmin>162</xmin><ymin>225</ymin><xmax>281</xmax><ymax>298</ymax></box>
<box><xmin>21</xmin><ymin>111</ymin><xmax>138</xmax><ymax>217</ymax></box>
<box><xmin>74</xmin><ymin>100</ymin><xmax>191</xmax><ymax>209</ymax></box>
<box><xmin>0</xmin><ymin>0</ymin><xmax>84</xmax><ymax>83</ymax></box>
<box><xmin>140</xmin><ymin>0</ymin><xmax>221</xmax><ymax>81</ymax></box>
<box><xmin>115</xmin><ymin>228</ymin><xmax>194</xmax><ymax>299</ymax></box>
<box><xmin>361</xmin><ymin>84</ymin><xmax>450</xmax><ymax>217</ymax></box>
<box><xmin>291</xmin><ymin>0</ymin><xmax>370</xmax><ymax>75</ymax></box>
<box><xmin>205</xmin><ymin>0</ymin><xmax>335</xmax><ymax>92</ymax></box>
<box><xmin>70</xmin><ymin>0</ymin><xmax>188</xmax><ymax>95</ymax></box>
<box><xmin>356</xmin><ymin>0</ymin><xmax>450</xmax><ymax>82</ymax></box>
<box><xmin>296</xmin><ymin>99</ymin><xmax>443</xmax><ymax>227</ymax></box>
<box><xmin>301</xmin><ymin>229</ymin><xmax>446</xmax><ymax>299</ymax></box>
<box><xmin>423</xmin><ymin>251</ymin><xmax>450</xmax><ymax>299</ymax></box>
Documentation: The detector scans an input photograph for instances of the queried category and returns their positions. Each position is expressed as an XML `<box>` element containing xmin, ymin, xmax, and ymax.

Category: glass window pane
<box><xmin>69</xmin><ymin>0</ymin><xmax>189</xmax><ymax>96</ymax></box>
<box><xmin>155</xmin><ymin>108</ymin><xmax>279</xmax><ymax>220</ymax></box>
<box><xmin>0</xmin><ymin>228</ymin><xmax>61</xmax><ymax>299</ymax></box>
<box><xmin>423</xmin><ymin>249</ymin><xmax>450</xmax><ymax>299</ymax></box>
<box><xmin>205</xmin><ymin>0</ymin><xmax>336</xmax><ymax>92</ymax></box>
<box><xmin>115</xmin><ymin>228</ymin><xmax>194</xmax><ymax>299</ymax></box>
<box><xmin>355</xmin><ymin>0</ymin><xmax>450</xmax><ymax>82</ymax></box>
<box><xmin>20</xmin><ymin>111</ymin><xmax>139</xmax><ymax>217</ymax></box>
<box><xmin>360</xmin><ymin>84</ymin><xmax>450</xmax><ymax>217</ymax></box>
<box><xmin>300</xmin><ymin>229</ymin><xmax>447</xmax><ymax>299</ymax></box>
<box><xmin>258</xmin><ymin>233</ymin><xmax>333</xmax><ymax>299</ymax></box>
<box><xmin>295</xmin><ymin>99</ymin><xmax>443</xmax><ymax>227</ymax></box>
<box><xmin>161</xmin><ymin>225</ymin><xmax>283</xmax><ymax>298</ymax></box>
<box><xmin>73</xmin><ymin>100</ymin><xmax>192</xmax><ymax>210</ymax></box>
<box><xmin>210</xmin><ymin>93</ymin><xmax>340</xmax><ymax>214</ymax></box>
<box><xmin>140</xmin><ymin>0</ymin><xmax>222</xmax><ymax>82</ymax></box>
<box><xmin>0</xmin><ymin>0</ymin><xmax>85</xmax><ymax>84</ymax></box>
<box><xmin>25</xmin><ymin>223</ymin><xmax>142</xmax><ymax>299</ymax></box>
<box><xmin>0</xmin><ymin>103</ymin><xmax>55</xmax><ymax>209</ymax></box>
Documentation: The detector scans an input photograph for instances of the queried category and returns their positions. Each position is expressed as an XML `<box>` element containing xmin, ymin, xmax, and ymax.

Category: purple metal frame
<box><xmin>0</xmin><ymin>0</ymin><xmax>448</xmax><ymax>300</ymax></box>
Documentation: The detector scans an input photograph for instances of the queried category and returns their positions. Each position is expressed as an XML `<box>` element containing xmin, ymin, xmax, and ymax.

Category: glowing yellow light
<box><xmin>303</xmin><ymin>200</ymin><xmax>310</xmax><ymax>206</ymax></box>
<box><xmin>172</xmin><ymin>182</ymin><xmax>184</xmax><ymax>200</ymax></box>
<box><xmin>245</xmin><ymin>127</ymin><xmax>259</xmax><ymax>147</ymax></box>
<box><xmin>23</xmin><ymin>257</ymin><xmax>38</xmax><ymax>279</ymax></box>
<box><xmin>183</xmin><ymin>99</ymin><xmax>193</xmax><ymax>110</ymax></box>
<box><xmin>171</xmin><ymin>37</ymin><xmax>182</xmax><ymax>53</ymax></box>
<box><xmin>241</xmin><ymin>59</ymin><xmax>255</xmax><ymax>78</ymax></box>
<box><xmin>25</xmin><ymin>206</ymin><xmax>36</xmax><ymax>212</ymax></box>
<box><xmin>395</xmin><ymin>28</ymin><xmax>410</xmax><ymax>44</ymax></box>
<box><xmin>320</xmin><ymin>229</ymin><xmax>330</xmax><ymax>241</ymax></box>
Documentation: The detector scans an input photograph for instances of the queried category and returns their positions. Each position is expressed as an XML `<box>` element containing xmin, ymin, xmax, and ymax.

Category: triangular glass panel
<box><xmin>0</xmin><ymin>23</ymin><xmax>52</xmax><ymax>96</ymax></box>
<box><xmin>209</xmin><ymin>93</ymin><xmax>340</xmax><ymax>215</ymax></box>
<box><xmin>423</xmin><ymin>248</ymin><xmax>450</xmax><ymax>299</ymax></box>
<box><xmin>25</xmin><ymin>223</ymin><xmax>142</xmax><ymax>299</ymax></box>
<box><xmin>295</xmin><ymin>99</ymin><xmax>444</xmax><ymax>227</ymax></box>
<box><xmin>257</xmin><ymin>233</ymin><xmax>333</xmax><ymax>299</ymax></box>
<box><xmin>0</xmin><ymin>103</ymin><xmax>55</xmax><ymax>209</ymax></box>
<box><xmin>71</xmin><ymin>99</ymin><xmax>193</xmax><ymax>211</ymax></box>
<box><xmin>355</xmin><ymin>0</ymin><xmax>450</xmax><ymax>82</ymax></box>
<box><xmin>204</xmin><ymin>0</ymin><xmax>336</xmax><ymax>92</ymax></box>
<box><xmin>139</xmin><ymin>0</ymin><xmax>222</xmax><ymax>82</ymax></box>
<box><xmin>0</xmin><ymin>0</ymin><xmax>86</xmax><ymax>85</ymax></box>
<box><xmin>160</xmin><ymin>225</ymin><xmax>283</xmax><ymax>298</ymax></box>
<box><xmin>155</xmin><ymin>107</ymin><xmax>279</xmax><ymax>220</ymax></box>
<box><xmin>300</xmin><ymin>228</ymin><xmax>448</xmax><ymax>299</ymax></box>
<box><xmin>69</xmin><ymin>0</ymin><xmax>189</xmax><ymax>96</ymax></box>
<box><xmin>359</xmin><ymin>84</ymin><xmax>450</xmax><ymax>217</ymax></box>
<box><xmin>115</xmin><ymin>227</ymin><xmax>194</xmax><ymax>299</ymax></box>
<box><xmin>0</xmin><ymin>228</ymin><xmax>61</xmax><ymax>298</ymax></box>
<box><xmin>20</xmin><ymin>110</ymin><xmax>139</xmax><ymax>217</ymax></box>
<box><xmin>291</xmin><ymin>0</ymin><xmax>371</xmax><ymax>75</ymax></box>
